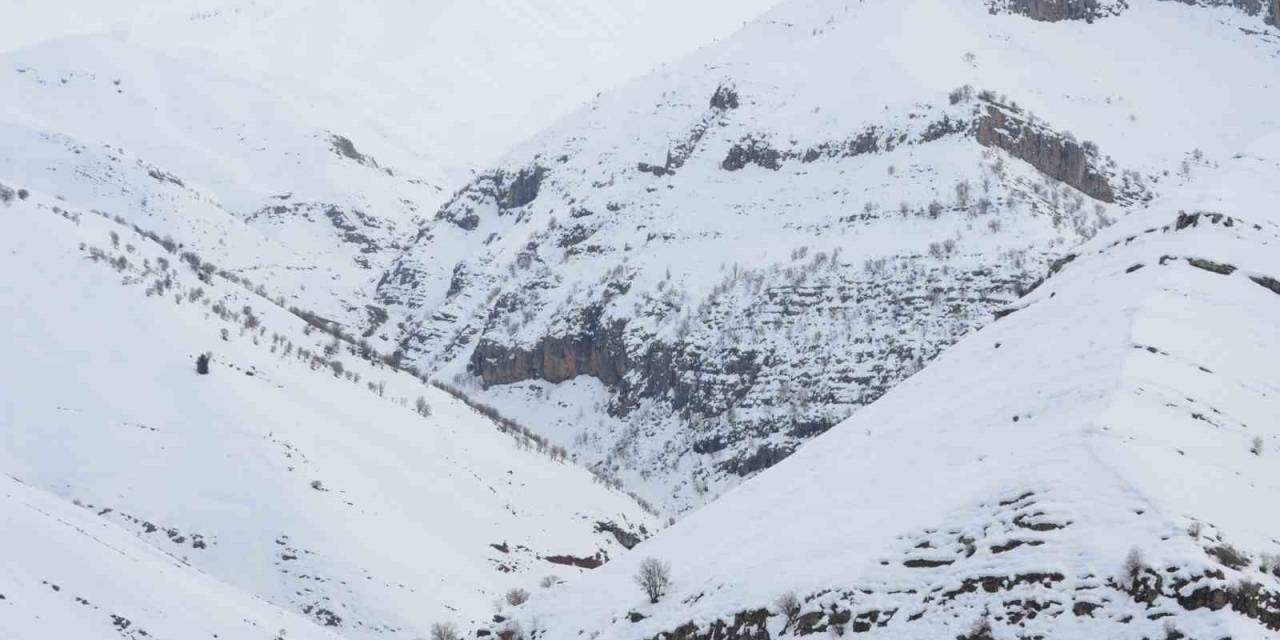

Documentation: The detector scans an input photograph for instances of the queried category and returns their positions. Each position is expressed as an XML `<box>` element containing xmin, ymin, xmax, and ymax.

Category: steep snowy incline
<box><xmin>5</xmin><ymin>0</ymin><xmax>784</xmax><ymax>174</ymax></box>
<box><xmin>0</xmin><ymin>474</ymin><xmax>338</xmax><ymax>640</ymax></box>
<box><xmin>379</xmin><ymin>0</ymin><xmax>1280</xmax><ymax>513</ymax></box>
<box><xmin>119</xmin><ymin>0</ymin><xmax>785</xmax><ymax>171</ymax></box>
<box><xmin>0</xmin><ymin>34</ymin><xmax>444</xmax><ymax>328</ymax></box>
<box><xmin>0</xmin><ymin>182</ymin><xmax>658</xmax><ymax>638</ymax></box>
<box><xmin>500</xmin><ymin>134</ymin><xmax>1280</xmax><ymax>639</ymax></box>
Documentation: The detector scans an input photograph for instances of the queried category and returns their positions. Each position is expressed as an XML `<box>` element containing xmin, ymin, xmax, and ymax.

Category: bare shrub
<box><xmin>430</xmin><ymin>622</ymin><xmax>459</xmax><ymax>640</ymax></box>
<box><xmin>1260</xmin><ymin>553</ymin><xmax>1280</xmax><ymax>576</ymax></box>
<box><xmin>775</xmin><ymin>591</ymin><xmax>802</xmax><ymax>630</ymax></box>
<box><xmin>504</xmin><ymin>588</ymin><xmax>530</xmax><ymax>607</ymax></box>
<box><xmin>635</xmin><ymin>557</ymin><xmax>672</xmax><ymax>604</ymax></box>
<box><xmin>415</xmin><ymin>396</ymin><xmax>432</xmax><ymax>417</ymax></box>
<box><xmin>948</xmin><ymin>85</ymin><xmax>974</xmax><ymax>105</ymax></box>
<box><xmin>1208</xmin><ymin>544</ymin><xmax>1250</xmax><ymax>570</ymax></box>
<box><xmin>1124</xmin><ymin>547</ymin><xmax>1146</xmax><ymax>579</ymax></box>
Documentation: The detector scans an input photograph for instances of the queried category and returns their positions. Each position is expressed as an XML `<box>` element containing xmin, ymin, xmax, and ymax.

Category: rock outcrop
<box><xmin>992</xmin><ymin>0</ymin><xmax>1279</xmax><ymax>28</ymax></box>
<box><xmin>438</xmin><ymin>165</ymin><xmax>548</xmax><ymax>230</ymax></box>
<box><xmin>987</xmin><ymin>0</ymin><xmax>1129</xmax><ymax>22</ymax></box>
<box><xmin>471</xmin><ymin>306</ymin><xmax>631</xmax><ymax>387</ymax></box>
<box><xmin>975</xmin><ymin>102</ymin><xmax>1116</xmax><ymax>202</ymax></box>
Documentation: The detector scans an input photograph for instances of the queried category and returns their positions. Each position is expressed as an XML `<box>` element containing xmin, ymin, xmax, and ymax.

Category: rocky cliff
<box><xmin>989</xmin><ymin>0</ymin><xmax>1130</xmax><ymax>22</ymax></box>
<box><xmin>992</xmin><ymin>0</ymin><xmax>1279</xmax><ymax>25</ymax></box>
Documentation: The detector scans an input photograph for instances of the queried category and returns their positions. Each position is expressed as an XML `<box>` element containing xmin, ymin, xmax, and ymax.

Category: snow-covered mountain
<box><xmin>378</xmin><ymin>0</ymin><xmax>1280</xmax><ymax>513</ymax></box>
<box><xmin>0</xmin><ymin>184</ymin><xmax>658</xmax><ymax>638</ymax></box>
<box><xmin>499</xmin><ymin>108</ymin><xmax>1280</xmax><ymax>640</ymax></box>
<box><xmin>5</xmin><ymin>3</ymin><xmax>823</xmax><ymax>637</ymax></box>
<box><xmin>4</xmin><ymin>0</ymin><xmax>1279</xmax><ymax>638</ymax></box>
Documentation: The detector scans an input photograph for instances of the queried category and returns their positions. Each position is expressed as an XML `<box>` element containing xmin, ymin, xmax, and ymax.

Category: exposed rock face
<box><xmin>328</xmin><ymin>134</ymin><xmax>385</xmax><ymax>172</ymax></box>
<box><xmin>659</xmin><ymin>609</ymin><xmax>771</xmax><ymax>640</ymax></box>
<box><xmin>469</xmin><ymin>257</ymin><xmax>1043</xmax><ymax>481</ymax></box>
<box><xmin>1160</xmin><ymin>0</ymin><xmax>1279</xmax><ymax>27</ymax></box>
<box><xmin>709</xmin><ymin>84</ymin><xmax>741</xmax><ymax>111</ymax></box>
<box><xmin>594</xmin><ymin>521</ymin><xmax>646</xmax><ymax>549</ymax></box>
<box><xmin>638</xmin><ymin>528</ymin><xmax>1280</xmax><ymax>640</ymax></box>
<box><xmin>722</xmin><ymin>100</ymin><xmax>1127</xmax><ymax>207</ymax></box>
<box><xmin>993</xmin><ymin>0</ymin><xmax>1280</xmax><ymax>27</ymax></box>
<box><xmin>471</xmin><ymin>306</ymin><xmax>630</xmax><ymax>387</ymax></box>
<box><xmin>721</xmin><ymin>136</ymin><xmax>783</xmax><ymax>171</ymax></box>
<box><xmin>724</xmin><ymin>111</ymin><xmax>971</xmax><ymax>171</ymax></box>
<box><xmin>975</xmin><ymin>103</ymin><xmax>1116</xmax><ymax>202</ymax></box>
<box><xmin>642</xmin><ymin>84</ymin><xmax>742</xmax><ymax>176</ymax></box>
<box><xmin>438</xmin><ymin>165</ymin><xmax>548</xmax><ymax>230</ymax></box>
<box><xmin>987</xmin><ymin>0</ymin><xmax>1129</xmax><ymax>22</ymax></box>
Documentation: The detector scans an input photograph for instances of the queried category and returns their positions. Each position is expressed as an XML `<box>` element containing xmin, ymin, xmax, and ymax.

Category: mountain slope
<box><xmin>0</xmin><ymin>34</ymin><xmax>445</xmax><ymax>331</ymax></box>
<box><xmin>0</xmin><ymin>183</ymin><xmax>657</xmax><ymax>638</ymax></box>
<box><xmin>502</xmin><ymin>131</ymin><xmax>1280</xmax><ymax>640</ymax></box>
<box><xmin>378</xmin><ymin>0</ymin><xmax>1280</xmax><ymax>513</ymax></box>
<box><xmin>0</xmin><ymin>0</ymin><xmax>786</xmax><ymax>335</ymax></box>
<box><xmin>0</xmin><ymin>474</ymin><xmax>338</xmax><ymax>640</ymax></box>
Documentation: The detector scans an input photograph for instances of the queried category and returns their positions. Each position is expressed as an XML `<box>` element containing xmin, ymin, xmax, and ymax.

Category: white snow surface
<box><xmin>0</xmin><ymin>187</ymin><xmax>658</xmax><ymax>638</ymax></box>
<box><xmin>1</xmin><ymin>0</ymin><xmax>1278</xmax><ymax>638</ymax></box>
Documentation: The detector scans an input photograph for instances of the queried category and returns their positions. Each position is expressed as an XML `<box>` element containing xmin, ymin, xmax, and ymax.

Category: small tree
<box><xmin>503</xmin><ymin>621</ymin><xmax>526</xmax><ymax>640</ymax></box>
<box><xmin>429</xmin><ymin>622</ymin><xmax>459</xmax><ymax>640</ymax></box>
<box><xmin>635</xmin><ymin>557</ymin><xmax>672</xmax><ymax>604</ymax></box>
<box><xmin>1251</xmin><ymin>436</ymin><xmax>1264</xmax><ymax>456</ymax></box>
<box><xmin>415</xmin><ymin>396</ymin><xmax>432</xmax><ymax>417</ymax></box>
<box><xmin>539</xmin><ymin>575</ymin><xmax>561</xmax><ymax>589</ymax></box>
<box><xmin>504</xmin><ymin>588</ymin><xmax>530</xmax><ymax>606</ymax></box>
<box><xmin>775</xmin><ymin>591</ymin><xmax>802</xmax><ymax>630</ymax></box>
<box><xmin>1124</xmin><ymin>547</ymin><xmax>1146</xmax><ymax>579</ymax></box>
<box><xmin>196</xmin><ymin>353</ymin><xmax>211</xmax><ymax>375</ymax></box>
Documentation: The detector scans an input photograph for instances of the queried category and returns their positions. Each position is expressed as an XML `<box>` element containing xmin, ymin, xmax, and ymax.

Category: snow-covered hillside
<box><xmin>0</xmin><ymin>183</ymin><xmax>658</xmax><ymax>639</ymax></box>
<box><xmin>4</xmin><ymin>0</ymin><xmax>1278</xmax><ymax>637</ymax></box>
<box><xmin>499</xmin><ymin>128</ymin><xmax>1280</xmax><ymax>640</ymax></box>
<box><xmin>0</xmin><ymin>473</ymin><xmax>338</xmax><ymax>640</ymax></box>
<box><xmin>0</xmin><ymin>0</ymin><xmax>784</xmax><ymax>332</ymax></box>
<box><xmin>5</xmin><ymin>0</ymin><xmax>783</xmax><ymax>173</ymax></box>
<box><xmin>379</xmin><ymin>0</ymin><xmax>1280</xmax><ymax>513</ymax></box>
<box><xmin>0</xmin><ymin>33</ymin><xmax>446</xmax><ymax>330</ymax></box>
